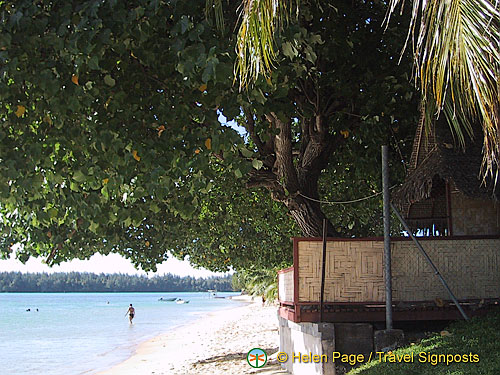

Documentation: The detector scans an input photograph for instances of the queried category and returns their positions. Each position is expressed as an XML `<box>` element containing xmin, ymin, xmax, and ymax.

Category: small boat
<box><xmin>158</xmin><ymin>297</ymin><xmax>177</xmax><ymax>302</ymax></box>
<box><xmin>176</xmin><ymin>299</ymin><xmax>190</xmax><ymax>304</ymax></box>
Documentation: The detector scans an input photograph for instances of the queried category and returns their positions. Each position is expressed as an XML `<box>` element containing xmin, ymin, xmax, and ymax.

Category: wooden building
<box><xmin>277</xmin><ymin>120</ymin><xmax>500</xmax><ymax>375</ymax></box>
<box><xmin>392</xmin><ymin>117</ymin><xmax>500</xmax><ymax>236</ymax></box>
<box><xmin>278</xmin><ymin>120</ymin><xmax>500</xmax><ymax>324</ymax></box>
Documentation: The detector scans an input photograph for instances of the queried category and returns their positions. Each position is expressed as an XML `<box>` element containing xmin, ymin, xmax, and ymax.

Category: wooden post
<box><xmin>319</xmin><ymin>219</ymin><xmax>328</xmax><ymax>322</ymax></box>
<box><xmin>446</xmin><ymin>181</ymin><xmax>453</xmax><ymax>236</ymax></box>
<box><xmin>382</xmin><ymin>145</ymin><xmax>393</xmax><ymax>330</ymax></box>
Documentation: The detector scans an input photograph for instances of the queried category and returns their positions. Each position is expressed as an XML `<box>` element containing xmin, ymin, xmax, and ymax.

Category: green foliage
<box><xmin>237</xmin><ymin>0</ymin><xmax>500</xmax><ymax>182</ymax></box>
<box><xmin>0</xmin><ymin>0</ymin><xmax>263</xmax><ymax>270</ymax></box>
<box><xmin>350</xmin><ymin>308</ymin><xmax>500</xmax><ymax>375</ymax></box>
<box><xmin>319</xmin><ymin>147</ymin><xmax>410</xmax><ymax>238</ymax></box>
<box><xmin>232</xmin><ymin>267</ymin><xmax>283</xmax><ymax>302</ymax></box>
<box><xmin>235</xmin><ymin>0</ymin><xmax>299</xmax><ymax>89</ymax></box>
<box><xmin>163</xmin><ymin>171</ymin><xmax>296</xmax><ymax>272</ymax></box>
<box><xmin>267</xmin><ymin>0</ymin><xmax>417</xmax><ymax>237</ymax></box>
<box><xmin>0</xmin><ymin>271</ymin><xmax>235</xmax><ymax>292</ymax></box>
<box><xmin>386</xmin><ymin>0</ymin><xmax>500</xmax><ymax>178</ymax></box>
<box><xmin>0</xmin><ymin>0</ymin><xmax>417</xmax><ymax>271</ymax></box>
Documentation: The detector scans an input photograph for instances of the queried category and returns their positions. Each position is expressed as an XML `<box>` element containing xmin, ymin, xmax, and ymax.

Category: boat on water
<box><xmin>176</xmin><ymin>299</ymin><xmax>190</xmax><ymax>304</ymax></box>
<box><xmin>158</xmin><ymin>297</ymin><xmax>177</xmax><ymax>302</ymax></box>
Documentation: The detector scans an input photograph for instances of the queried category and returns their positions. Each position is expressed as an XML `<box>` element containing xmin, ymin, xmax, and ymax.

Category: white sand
<box><xmin>98</xmin><ymin>301</ymin><xmax>288</xmax><ymax>375</ymax></box>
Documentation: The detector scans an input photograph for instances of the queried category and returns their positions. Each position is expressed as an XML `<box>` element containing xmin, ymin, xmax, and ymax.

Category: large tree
<box><xmin>222</xmin><ymin>0</ymin><xmax>417</xmax><ymax>236</ymax></box>
<box><xmin>0</xmin><ymin>0</ymin><xmax>416</xmax><ymax>270</ymax></box>
<box><xmin>235</xmin><ymin>0</ymin><xmax>500</xmax><ymax>176</ymax></box>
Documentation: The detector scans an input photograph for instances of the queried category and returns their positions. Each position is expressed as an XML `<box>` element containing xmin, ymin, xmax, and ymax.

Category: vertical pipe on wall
<box><xmin>446</xmin><ymin>181</ymin><xmax>453</xmax><ymax>236</ymax></box>
<box><xmin>382</xmin><ymin>145</ymin><xmax>393</xmax><ymax>330</ymax></box>
<box><xmin>320</xmin><ymin>219</ymin><xmax>328</xmax><ymax>322</ymax></box>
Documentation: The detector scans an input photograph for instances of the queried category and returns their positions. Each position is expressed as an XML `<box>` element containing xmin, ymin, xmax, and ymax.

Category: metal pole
<box><xmin>391</xmin><ymin>203</ymin><xmax>470</xmax><ymax>321</ymax></box>
<box><xmin>319</xmin><ymin>219</ymin><xmax>328</xmax><ymax>322</ymax></box>
<box><xmin>382</xmin><ymin>145</ymin><xmax>393</xmax><ymax>330</ymax></box>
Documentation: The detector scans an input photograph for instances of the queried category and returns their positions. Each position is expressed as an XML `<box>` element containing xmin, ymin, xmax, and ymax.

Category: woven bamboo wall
<box><xmin>296</xmin><ymin>238</ymin><xmax>500</xmax><ymax>303</ymax></box>
<box><xmin>392</xmin><ymin>239</ymin><xmax>500</xmax><ymax>300</ymax></box>
<box><xmin>278</xmin><ymin>269</ymin><xmax>294</xmax><ymax>302</ymax></box>
<box><xmin>451</xmin><ymin>190</ymin><xmax>500</xmax><ymax>236</ymax></box>
<box><xmin>298</xmin><ymin>240</ymin><xmax>385</xmax><ymax>302</ymax></box>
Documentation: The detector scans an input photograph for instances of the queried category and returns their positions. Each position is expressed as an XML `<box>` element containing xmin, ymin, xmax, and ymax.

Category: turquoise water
<box><xmin>0</xmin><ymin>292</ymin><xmax>241</xmax><ymax>374</ymax></box>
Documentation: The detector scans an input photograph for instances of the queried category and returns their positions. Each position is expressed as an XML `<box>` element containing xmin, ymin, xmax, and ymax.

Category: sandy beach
<box><xmin>99</xmin><ymin>298</ymin><xmax>287</xmax><ymax>375</ymax></box>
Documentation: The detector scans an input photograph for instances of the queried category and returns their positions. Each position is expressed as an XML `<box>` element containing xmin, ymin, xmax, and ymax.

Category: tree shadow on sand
<box><xmin>195</xmin><ymin>346</ymin><xmax>279</xmax><ymax>365</ymax></box>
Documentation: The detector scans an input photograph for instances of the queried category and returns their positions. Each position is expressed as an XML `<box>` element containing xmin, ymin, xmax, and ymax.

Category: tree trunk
<box><xmin>244</xmin><ymin>91</ymin><xmax>347</xmax><ymax>238</ymax></box>
<box><xmin>246</xmin><ymin>115</ymin><xmax>340</xmax><ymax>237</ymax></box>
<box><xmin>287</xmin><ymin>195</ymin><xmax>338</xmax><ymax>237</ymax></box>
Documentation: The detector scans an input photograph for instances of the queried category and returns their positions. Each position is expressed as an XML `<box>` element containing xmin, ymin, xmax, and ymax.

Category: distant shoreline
<box><xmin>0</xmin><ymin>290</ymin><xmax>239</xmax><ymax>293</ymax></box>
<box><xmin>0</xmin><ymin>271</ymin><xmax>235</xmax><ymax>293</ymax></box>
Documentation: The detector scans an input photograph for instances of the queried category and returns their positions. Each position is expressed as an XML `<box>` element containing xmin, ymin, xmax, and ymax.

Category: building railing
<box><xmin>278</xmin><ymin>236</ymin><xmax>500</xmax><ymax>306</ymax></box>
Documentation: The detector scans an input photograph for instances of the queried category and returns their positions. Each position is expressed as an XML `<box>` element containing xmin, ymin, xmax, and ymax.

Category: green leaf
<box><xmin>252</xmin><ymin>159</ymin><xmax>263</xmax><ymax>170</ymax></box>
<box><xmin>309</xmin><ymin>34</ymin><xmax>324</xmax><ymax>45</ymax></box>
<box><xmin>104</xmin><ymin>75</ymin><xmax>116</xmax><ymax>87</ymax></box>
<box><xmin>240</xmin><ymin>147</ymin><xmax>254</xmax><ymax>158</ymax></box>
<box><xmin>101</xmin><ymin>186</ymin><xmax>109</xmax><ymax>200</ymax></box>
<box><xmin>150</xmin><ymin>204</ymin><xmax>160</xmax><ymax>214</ymax></box>
<box><xmin>88</xmin><ymin>56</ymin><xmax>100</xmax><ymax>70</ymax></box>
<box><xmin>282</xmin><ymin>42</ymin><xmax>297</xmax><ymax>59</ymax></box>
<box><xmin>47</xmin><ymin>208</ymin><xmax>58</xmax><ymax>219</ymax></box>
<box><xmin>123</xmin><ymin>217</ymin><xmax>132</xmax><ymax>228</ymax></box>
<box><xmin>73</xmin><ymin>171</ymin><xmax>86</xmax><ymax>183</ymax></box>
<box><xmin>180</xmin><ymin>16</ymin><xmax>190</xmax><ymax>34</ymax></box>
<box><xmin>89</xmin><ymin>221</ymin><xmax>99</xmax><ymax>233</ymax></box>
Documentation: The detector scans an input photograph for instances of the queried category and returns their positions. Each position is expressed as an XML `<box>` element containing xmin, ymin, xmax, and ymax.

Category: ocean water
<box><xmin>0</xmin><ymin>292</ymin><xmax>241</xmax><ymax>375</ymax></box>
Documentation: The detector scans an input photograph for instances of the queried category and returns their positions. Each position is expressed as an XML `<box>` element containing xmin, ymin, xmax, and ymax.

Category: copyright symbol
<box><xmin>277</xmin><ymin>352</ymin><xmax>288</xmax><ymax>363</ymax></box>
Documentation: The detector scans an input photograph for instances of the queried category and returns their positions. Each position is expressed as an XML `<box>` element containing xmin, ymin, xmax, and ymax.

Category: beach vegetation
<box><xmin>0</xmin><ymin>271</ymin><xmax>235</xmax><ymax>292</ymax></box>
<box><xmin>349</xmin><ymin>308</ymin><xmax>500</xmax><ymax>375</ymax></box>
<box><xmin>232</xmin><ymin>267</ymin><xmax>279</xmax><ymax>301</ymax></box>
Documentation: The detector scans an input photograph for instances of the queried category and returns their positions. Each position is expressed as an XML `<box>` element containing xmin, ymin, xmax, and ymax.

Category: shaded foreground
<box><xmin>350</xmin><ymin>308</ymin><xmax>500</xmax><ymax>375</ymax></box>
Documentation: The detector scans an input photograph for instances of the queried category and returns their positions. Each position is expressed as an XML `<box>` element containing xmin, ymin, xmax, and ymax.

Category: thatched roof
<box><xmin>392</xmin><ymin>125</ymin><xmax>499</xmax><ymax>213</ymax></box>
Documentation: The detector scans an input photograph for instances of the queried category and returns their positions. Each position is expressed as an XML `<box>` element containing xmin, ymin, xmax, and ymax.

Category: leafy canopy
<box><xmin>0</xmin><ymin>0</ymin><xmax>416</xmax><ymax>271</ymax></box>
<box><xmin>0</xmin><ymin>0</ymin><xmax>251</xmax><ymax>269</ymax></box>
<box><xmin>235</xmin><ymin>0</ymin><xmax>500</xmax><ymax>177</ymax></box>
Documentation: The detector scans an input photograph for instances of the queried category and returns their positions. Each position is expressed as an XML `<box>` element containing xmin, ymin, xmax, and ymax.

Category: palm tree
<box><xmin>386</xmin><ymin>0</ymin><xmax>500</xmax><ymax>177</ymax></box>
<box><xmin>216</xmin><ymin>0</ymin><xmax>500</xmax><ymax>177</ymax></box>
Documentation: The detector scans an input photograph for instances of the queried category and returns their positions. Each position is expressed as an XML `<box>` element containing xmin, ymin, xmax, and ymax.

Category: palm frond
<box><xmin>232</xmin><ymin>267</ymin><xmax>281</xmax><ymax>301</ymax></box>
<box><xmin>235</xmin><ymin>0</ymin><xmax>298</xmax><ymax>90</ymax></box>
<box><xmin>386</xmin><ymin>0</ymin><xmax>500</xmax><ymax>177</ymax></box>
<box><xmin>206</xmin><ymin>0</ymin><xmax>225</xmax><ymax>31</ymax></box>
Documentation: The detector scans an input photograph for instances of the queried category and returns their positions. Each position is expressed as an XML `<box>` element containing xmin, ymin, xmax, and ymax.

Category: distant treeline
<box><xmin>0</xmin><ymin>272</ymin><xmax>235</xmax><ymax>292</ymax></box>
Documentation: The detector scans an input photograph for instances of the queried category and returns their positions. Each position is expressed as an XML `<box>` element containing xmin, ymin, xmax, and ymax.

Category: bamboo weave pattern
<box><xmin>296</xmin><ymin>239</ymin><xmax>500</xmax><ymax>302</ymax></box>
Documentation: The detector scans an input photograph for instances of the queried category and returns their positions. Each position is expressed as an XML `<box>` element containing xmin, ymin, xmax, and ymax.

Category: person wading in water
<box><xmin>125</xmin><ymin>304</ymin><xmax>135</xmax><ymax>324</ymax></box>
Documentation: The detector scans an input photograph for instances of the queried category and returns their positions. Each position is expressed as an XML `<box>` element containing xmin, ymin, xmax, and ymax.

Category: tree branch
<box><xmin>271</xmin><ymin>113</ymin><xmax>300</xmax><ymax>193</ymax></box>
<box><xmin>243</xmin><ymin>108</ymin><xmax>266</xmax><ymax>154</ymax></box>
<box><xmin>246</xmin><ymin>169</ymin><xmax>287</xmax><ymax>201</ymax></box>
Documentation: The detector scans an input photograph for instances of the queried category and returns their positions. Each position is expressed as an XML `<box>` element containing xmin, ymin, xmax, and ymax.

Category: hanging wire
<box><xmin>298</xmin><ymin>185</ymin><xmax>399</xmax><ymax>205</ymax></box>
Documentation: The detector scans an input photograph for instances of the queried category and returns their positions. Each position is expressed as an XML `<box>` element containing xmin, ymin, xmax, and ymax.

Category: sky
<box><xmin>0</xmin><ymin>253</ymin><xmax>226</xmax><ymax>278</ymax></box>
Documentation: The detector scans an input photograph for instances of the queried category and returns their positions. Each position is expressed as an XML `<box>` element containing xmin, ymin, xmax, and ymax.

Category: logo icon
<box><xmin>247</xmin><ymin>348</ymin><xmax>267</xmax><ymax>368</ymax></box>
